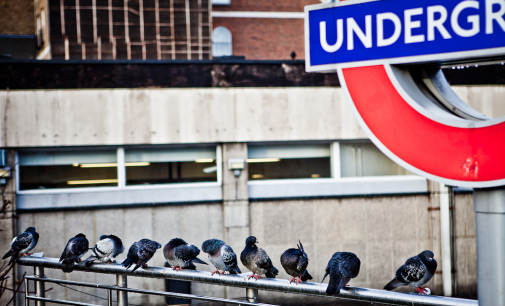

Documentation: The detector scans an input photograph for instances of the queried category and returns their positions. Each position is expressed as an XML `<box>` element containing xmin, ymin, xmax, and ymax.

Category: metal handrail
<box><xmin>18</xmin><ymin>256</ymin><xmax>478</xmax><ymax>306</ymax></box>
<box><xmin>24</xmin><ymin>276</ymin><xmax>275</xmax><ymax>306</ymax></box>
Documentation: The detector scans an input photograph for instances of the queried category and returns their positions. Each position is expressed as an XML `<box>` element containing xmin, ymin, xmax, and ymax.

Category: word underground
<box><xmin>319</xmin><ymin>0</ymin><xmax>505</xmax><ymax>52</ymax></box>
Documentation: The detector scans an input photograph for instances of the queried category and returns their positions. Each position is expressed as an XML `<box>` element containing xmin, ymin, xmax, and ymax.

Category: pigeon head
<box><xmin>419</xmin><ymin>250</ymin><xmax>437</xmax><ymax>272</ymax></box>
<box><xmin>167</xmin><ymin>238</ymin><xmax>187</xmax><ymax>248</ymax></box>
<box><xmin>245</xmin><ymin>236</ymin><xmax>258</xmax><ymax>247</ymax></box>
<box><xmin>25</xmin><ymin>227</ymin><xmax>37</xmax><ymax>233</ymax></box>
<box><xmin>75</xmin><ymin>233</ymin><xmax>86</xmax><ymax>238</ymax></box>
<box><xmin>202</xmin><ymin>239</ymin><xmax>225</xmax><ymax>253</ymax></box>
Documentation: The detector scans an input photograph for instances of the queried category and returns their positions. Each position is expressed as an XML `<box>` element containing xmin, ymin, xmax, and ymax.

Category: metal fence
<box><xmin>17</xmin><ymin>256</ymin><xmax>477</xmax><ymax>306</ymax></box>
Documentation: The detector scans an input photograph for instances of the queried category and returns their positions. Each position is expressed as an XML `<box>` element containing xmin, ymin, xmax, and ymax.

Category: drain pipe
<box><xmin>439</xmin><ymin>183</ymin><xmax>453</xmax><ymax>296</ymax></box>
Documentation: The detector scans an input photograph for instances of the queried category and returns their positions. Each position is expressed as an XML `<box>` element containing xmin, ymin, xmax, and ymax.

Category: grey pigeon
<box><xmin>202</xmin><ymin>239</ymin><xmax>241</xmax><ymax>275</ymax></box>
<box><xmin>322</xmin><ymin>252</ymin><xmax>361</xmax><ymax>295</ymax></box>
<box><xmin>122</xmin><ymin>239</ymin><xmax>162</xmax><ymax>272</ymax></box>
<box><xmin>384</xmin><ymin>250</ymin><xmax>437</xmax><ymax>294</ymax></box>
<box><xmin>84</xmin><ymin>234</ymin><xmax>125</xmax><ymax>267</ymax></box>
<box><xmin>280</xmin><ymin>240</ymin><xmax>312</xmax><ymax>284</ymax></box>
<box><xmin>2</xmin><ymin>227</ymin><xmax>39</xmax><ymax>265</ymax></box>
<box><xmin>59</xmin><ymin>233</ymin><xmax>89</xmax><ymax>273</ymax></box>
<box><xmin>240</xmin><ymin>236</ymin><xmax>278</xmax><ymax>280</ymax></box>
<box><xmin>163</xmin><ymin>238</ymin><xmax>208</xmax><ymax>271</ymax></box>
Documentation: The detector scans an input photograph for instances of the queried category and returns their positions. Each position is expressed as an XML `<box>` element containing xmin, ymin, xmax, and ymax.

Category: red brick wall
<box><xmin>213</xmin><ymin>18</ymin><xmax>305</xmax><ymax>60</ymax></box>
<box><xmin>213</xmin><ymin>0</ymin><xmax>318</xmax><ymax>12</ymax></box>
<box><xmin>212</xmin><ymin>0</ymin><xmax>320</xmax><ymax>60</ymax></box>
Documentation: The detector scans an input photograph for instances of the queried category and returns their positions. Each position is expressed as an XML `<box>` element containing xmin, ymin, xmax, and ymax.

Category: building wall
<box><xmin>212</xmin><ymin>0</ymin><xmax>319</xmax><ymax>60</ymax></box>
<box><xmin>0</xmin><ymin>87</ymin><xmax>364</xmax><ymax>147</ymax></box>
<box><xmin>1</xmin><ymin>83</ymin><xmax>495</xmax><ymax>303</ymax></box>
<box><xmin>0</xmin><ymin>0</ymin><xmax>34</xmax><ymax>35</ymax></box>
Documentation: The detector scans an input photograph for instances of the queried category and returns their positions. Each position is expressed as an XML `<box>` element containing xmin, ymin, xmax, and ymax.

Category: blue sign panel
<box><xmin>305</xmin><ymin>0</ymin><xmax>505</xmax><ymax>71</ymax></box>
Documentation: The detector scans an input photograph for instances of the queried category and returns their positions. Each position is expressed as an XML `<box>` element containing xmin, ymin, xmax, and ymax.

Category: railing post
<box><xmin>34</xmin><ymin>266</ymin><xmax>45</xmax><ymax>306</ymax></box>
<box><xmin>116</xmin><ymin>274</ymin><xmax>128</xmax><ymax>306</ymax></box>
<box><xmin>246</xmin><ymin>288</ymin><xmax>258</xmax><ymax>303</ymax></box>
<box><xmin>107</xmin><ymin>289</ymin><xmax>113</xmax><ymax>306</ymax></box>
<box><xmin>24</xmin><ymin>277</ymin><xmax>29</xmax><ymax>306</ymax></box>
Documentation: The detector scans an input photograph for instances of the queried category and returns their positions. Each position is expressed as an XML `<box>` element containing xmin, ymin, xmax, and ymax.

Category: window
<box><xmin>125</xmin><ymin>147</ymin><xmax>217</xmax><ymax>185</ymax></box>
<box><xmin>247</xmin><ymin>141</ymin><xmax>427</xmax><ymax>199</ymax></box>
<box><xmin>16</xmin><ymin>146</ymin><xmax>222</xmax><ymax>210</ymax></box>
<box><xmin>212</xmin><ymin>26</ymin><xmax>232</xmax><ymax>57</ymax></box>
<box><xmin>212</xmin><ymin>0</ymin><xmax>231</xmax><ymax>5</ymax></box>
<box><xmin>18</xmin><ymin>149</ymin><xmax>118</xmax><ymax>190</ymax></box>
<box><xmin>17</xmin><ymin>146</ymin><xmax>218</xmax><ymax>191</ymax></box>
<box><xmin>340</xmin><ymin>142</ymin><xmax>411</xmax><ymax>177</ymax></box>
<box><xmin>248</xmin><ymin>144</ymin><xmax>331</xmax><ymax>180</ymax></box>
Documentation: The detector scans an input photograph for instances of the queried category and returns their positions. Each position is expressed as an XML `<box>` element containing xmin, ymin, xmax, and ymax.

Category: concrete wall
<box><xmin>0</xmin><ymin>87</ymin><xmax>364</xmax><ymax>147</ymax></box>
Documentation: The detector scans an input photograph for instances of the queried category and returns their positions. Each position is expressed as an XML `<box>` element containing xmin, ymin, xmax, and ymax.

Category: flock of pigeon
<box><xmin>2</xmin><ymin>227</ymin><xmax>437</xmax><ymax>296</ymax></box>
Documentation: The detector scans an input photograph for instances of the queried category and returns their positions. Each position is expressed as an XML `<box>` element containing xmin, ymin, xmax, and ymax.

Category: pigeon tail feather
<box><xmin>384</xmin><ymin>279</ymin><xmax>405</xmax><ymax>291</ymax></box>
<box><xmin>83</xmin><ymin>256</ymin><xmax>98</xmax><ymax>267</ymax></box>
<box><xmin>326</xmin><ymin>274</ymin><xmax>342</xmax><ymax>295</ymax></box>
<box><xmin>192</xmin><ymin>257</ymin><xmax>208</xmax><ymax>265</ymax></box>
<box><xmin>301</xmin><ymin>270</ymin><xmax>313</xmax><ymax>282</ymax></box>
<box><xmin>122</xmin><ymin>257</ymin><xmax>135</xmax><ymax>269</ymax></box>
<box><xmin>231</xmin><ymin>266</ymin><xmax>242</xmax><ymax>274</ymax></box>
<box><xmin>61</xmin><ymin>259</ymin><xmax>75</xmax><ymax>273</ymax></box>
<box><xmin>2</xmin><ymin>249</ymin><xmax>15</xmax><ymax>260</ymax></box>
<box><xmin>265</xmin><ymin>266</ymin><xmax>279</xmax><ymax>278</ymax></box>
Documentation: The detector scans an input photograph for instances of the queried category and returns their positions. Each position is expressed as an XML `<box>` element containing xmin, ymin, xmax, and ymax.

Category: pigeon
<box><xmin>83</xmin><ymin>234</ymin><xmax>125</xmax><ymax>267</ymax></box>
<box><xmin>59</xmin><ymin>233</ymin><xmax>89</xmax><ymax>273</ymax></box>
<box><xmin>201</xmin><ymin>239</ymin><xmax>241</xmax><ymax>275</ymax></box>
<box><xmin>2</xmin><ymin>227</ymin><xmax>39</xmax><ymax>265</ymax></box>
<box><xmin>240</xmin><ymin>236</ymin><xmax>279</xmax><ymax>280</ymax></box>
<box><xmin>163</xmin><ymin>238</ymin><xmax>208</xmax><ymax>271</ymax></box>
<box><xmin>280</xmin><ymin>240</ymin><xmax>312</xmax><ymax>284</ymax></box>
<box><xmin>122</xmin><ymin>239</ymin><xmax>162</xmax><ymax>272</ymax></box>
<box><xmin>322</xmin><ymin>252</ymin><xmax>361</xmax><ymax>295</ymax></box>
<box><xmin>384</xmin><ymin>250</ymin><xmax>437</xmax><ymax>294</ymax></box>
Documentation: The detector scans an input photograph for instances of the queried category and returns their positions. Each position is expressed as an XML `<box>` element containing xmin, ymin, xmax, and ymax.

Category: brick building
<box><xmin>212</xmin><ymin>0</ymin><xmax>321</xmax><ymax>60</ymax></box>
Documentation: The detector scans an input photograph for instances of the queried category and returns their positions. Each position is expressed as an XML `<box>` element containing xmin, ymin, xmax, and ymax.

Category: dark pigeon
<box><xmin>122</xmin><ymin>239</ymin><xmax>162</xmax><ymax>272</ymax></box>
<box><xmin>384</xmin><ymin>250</ymin><xmax>437</xmax><ymax>294</ymax></box>
<box><xmin>84</xmin><ymin>234</ymin><xmax>125</xmax><ymax>267</ymax></box>
<box><xmin>240</xmin><ymin>236</ymin><xmax>279</xmax><ymax>280</ymax></box>
<box><xmin>2</xmin><ymin>227</ymin><xmax>39</xmax><ymax>265</ymax></box>
<box><xmin>202</xmin><ymin>239</ymin><xmax>241</xmax><ymax>275</ymax></box>
<box><xmin>322</xmin><ymin>252</ymin><xmax>361</xmax><ymax>295</ymax></box>
<box><xmin>59</xmin><ymin>233</ymin><xmax>89</xmax><ymax>273</ymax></box>
<box><xmin>280</xmin><ymin>240</ymin><xmax>312</xmax><ymax>284</ymax></box>
<box><xmin>163</xmin><ymin>238</ymin><xmax>208</xmax><ymax>271</ymax></box>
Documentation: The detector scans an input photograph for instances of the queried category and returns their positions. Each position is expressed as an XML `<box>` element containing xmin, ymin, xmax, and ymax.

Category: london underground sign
<box><xmin>305</xmin><ymin>0</ymin><xmax>505</xmax><ymax>188</ymax></box>
<box><xmin>305</xmin><ymin>0</ymin><xmax>505</xmax><ymax>69</ymax></box>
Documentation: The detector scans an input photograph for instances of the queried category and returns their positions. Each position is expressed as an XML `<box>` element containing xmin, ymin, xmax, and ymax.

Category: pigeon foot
<box><xmin>289</xmin><ymin>277</ymin><xmax>296</xmax><ymax>284</ymax></box>
<box><xmin>254</xmin><ymin>274</ymin><xmax>261</xmax><ymax>280</ymax></box>
<box><xmin>211</xmin><ymin>269</ymin><xmax>220</xmax><ymax>276</ymax></box>
<box><xmin>219</xmin><ymin>271</ymin><xmax>226</xmax><ymax>275</ymax></box>
<box><xmin>247</xmin><ymin>273</ymin><xmax>258</xmax><ymax>280</ymax></box>
<box><xmin>416</xmin><ymin>287</ymin><xmax>431</xmax><ymax>295</ymax></box>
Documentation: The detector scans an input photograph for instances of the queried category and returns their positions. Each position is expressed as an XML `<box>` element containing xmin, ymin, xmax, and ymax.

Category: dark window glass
<box><xmin>125</xmin><ymin>147</ymin><xmax>217</xmax><ymax>185</ymax></box>
<box><xmin>19</xmin><ymin>150</ymin><xmax>117</xmax><ymax>190</ymax></box>
<box><xmin>248</xmin><ymin>144</ymin><xmax>331</xmax><ymax>180</ymax></box>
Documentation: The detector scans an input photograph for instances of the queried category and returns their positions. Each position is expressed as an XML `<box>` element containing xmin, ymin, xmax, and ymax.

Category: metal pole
<box><xmin>34</xmin><ymin>266</ymin><xmax>45</xmax><ymax>306</ymax></box>
<box><xmin>116</xmin><ymin>274</ymin><xmax>127</xmax><ymax>306</ymax></box>
<box><xmin>107</xmin><ymin>289</ymin><xmax>112</xmax><ymax>306</ymax></box>
<box><xmin>246</xmin><ymin>288</ymin><xmax>258</xmax><ymax>303</ymax></box>
<box><xmin>24</xmin><ymin>277</ymin><xmax>29</xmax><ymax>306</ymax></box>
<box><xmin>474</xmin><ymin>187</ymin><xmax>505</xmax><ymax>306</ymax></box>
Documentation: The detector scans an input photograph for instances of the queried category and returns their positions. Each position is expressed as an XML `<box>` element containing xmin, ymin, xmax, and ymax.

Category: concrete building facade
<box><xmin>0</xmin><ymin>61</ymin><xmax>498</xmax><ymax>305</ymax></box>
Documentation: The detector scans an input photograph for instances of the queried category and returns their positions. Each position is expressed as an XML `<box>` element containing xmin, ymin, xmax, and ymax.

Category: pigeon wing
<box><xmin>397</xmin><ymin>257</ymin><xmax>426</xmax><ymax>284</ymax></box>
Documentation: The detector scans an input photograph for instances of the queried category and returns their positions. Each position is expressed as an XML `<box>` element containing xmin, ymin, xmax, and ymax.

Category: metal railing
<box><xmin>18</xmin><ymin>256</ymin><xmax>478</xmax><ymax>306</ymax></box>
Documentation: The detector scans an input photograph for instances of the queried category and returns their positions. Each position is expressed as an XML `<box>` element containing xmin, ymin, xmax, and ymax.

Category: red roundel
<box><xmin>340</xmin><ymin>65</ymin><xmax>505</xmax><ymax>188</ymax></box>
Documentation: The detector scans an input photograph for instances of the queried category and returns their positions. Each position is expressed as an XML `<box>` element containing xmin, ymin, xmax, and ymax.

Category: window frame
<box><xmin>247</xmin><ymin>141</ymin><xmax>427</xmax><ymax>199</ymax></box>
<box><xmin>15</xmin><ymin>145</ymin><xmax>223</xmax><ymax>210</ymax></box>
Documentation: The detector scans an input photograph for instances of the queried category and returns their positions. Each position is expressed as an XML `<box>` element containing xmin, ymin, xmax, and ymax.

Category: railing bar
<box><xmin>25</xmin><ymin>276</ymin><xmax>276</xmax><ymax>306</ymax></box>
<box><xmin>26</xmin><ymin>296</ymin><xmax>100</xmax><ymax>306</ymax></box>
<box><xmin>19</xmin><ymin>257</ymin><xmax>477</xmax><ymax>306</ymax></box>
<box><xmin>25</xmin><ymin>277</ymin><xmax>30</xmax><ymax>306</ymax></box>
